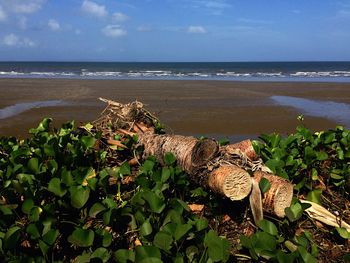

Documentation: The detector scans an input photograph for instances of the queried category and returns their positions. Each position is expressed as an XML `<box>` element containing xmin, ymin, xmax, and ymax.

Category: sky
<box><xmin>0</xmin><ymin>0</ymin><xmax>349</xmax><ymax>62</ymax></box>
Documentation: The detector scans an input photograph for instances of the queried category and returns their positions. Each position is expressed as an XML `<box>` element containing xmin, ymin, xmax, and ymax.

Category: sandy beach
<box><xmin>1</xmin><ymin>78</ymin><xmax>350</xmax><ymax>139</ymax></box>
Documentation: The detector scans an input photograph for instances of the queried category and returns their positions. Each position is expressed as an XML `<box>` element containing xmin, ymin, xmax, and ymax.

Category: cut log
<box><xmin>208</xmin><ymin>165</ymin><xmax>252</xmax><ymax>201</ymax></box>
<box><xmin>138</xmin><ymin>133</ymin><xmax>218</xmax><ymax>173</ymax></box>
<box><xmin>253</xmin><ymin>171</ymin><xmax>293</xmax><ymax>217</ymax></box>
<box><xmin>96</xmin><ymin>99</ymin><xmax>294</xmax><ymax>218</ymax></box>
<box><xmin>224</xmin><ymin>139</ymin><xmax>258</xmax><ymax>161</ymax></box>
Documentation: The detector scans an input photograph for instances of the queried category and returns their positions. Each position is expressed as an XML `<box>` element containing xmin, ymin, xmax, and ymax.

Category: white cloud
<box><xmin>1</xmin><ymin>0</ymin><xmax>46</xmax><ymax>14</ymax></box>
<box><xmin>102</xmin><ymin>24</ymin><xmax>127</xmax><ymax>38</ymax></box>
<box><xmin>3</xmin><ymin>33</ymin><xmax>18</xmax><ymax>46</ymax></box>
<box><xmin>48</xmin><ymin>19</ymin><xmax>60</xmax><ymax>31</ymax></box>
<box><xmin>137</xmin><ymin>25</ymin><xmax>152</xmax><ymax>32</ymax></box>
<box><xmin>81</xmin><ymin>0</ymin><xmax>107</xmax><ymax>18</ymax></box>
<box><xmin>0</xmin><ymin>5</ymin><xmax>6</xmax><ymax>21</ymax></box>
<box><xmin>2</xmin><ymin>33</ymin><xmax>36</xmax><ymax>47</ymax></box>
<box><xmin>187</xmin><ymin>25</ymin><xmax>207</xmax><ymax>34</ymax></box>
<box><xmin>198</xmin><ymin>0</ymin><xmax>231</xmax><ymax>9</ymax></box>
<box><xmin>112</xmin><ymin>12</ymin><xmax>129</xmax><ymax>22</ymax></box>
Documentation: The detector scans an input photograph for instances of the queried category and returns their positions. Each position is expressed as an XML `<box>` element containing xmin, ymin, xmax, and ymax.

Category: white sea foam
<box><xmin>0</xmin><ymin>69</ymin><xmax>350</xmax><ymax>80</ymax></box>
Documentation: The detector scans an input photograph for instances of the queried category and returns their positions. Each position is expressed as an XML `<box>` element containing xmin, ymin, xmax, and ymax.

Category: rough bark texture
<box><xmin>253</xmin><ymin>171</ymin><xmax>293</xmax><ymax>217</ymax></box>
<box><xmin>224</xmin><ymin>139</ymin><xmax>258</xmax><ymax>161</ymax></box>
<box><xmin>208</xmin><ymin>165</ymin><xmax>252</xmax><ymax>201</ymax></box>
<box><xmin>138</xmin><ymin>133</ymin><xmax>218</xmax><ymax>173</ymax></box>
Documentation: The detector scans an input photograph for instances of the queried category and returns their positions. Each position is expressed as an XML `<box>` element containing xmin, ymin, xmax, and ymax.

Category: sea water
<box><xmin>0</xmin><ymin>61</ymin><xmax>349</xmax><ymax>82</ymax></box>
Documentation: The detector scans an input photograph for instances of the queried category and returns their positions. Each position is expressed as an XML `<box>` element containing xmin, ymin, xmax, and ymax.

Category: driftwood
<box><xmin>94</xmin><ymin>98</ymin><xmax>294</xmax><ymax>219</ymax></box>
<box><xmin>254</xmin><ymin>171</ymin><xmax>294</xmax><ymax>218</ymax></box>
<box><xmin>138</xmin><ymin>133</ymin><xmax>218</xmax><ymax>173</ymax></box>
<box><xmin>300</xmin><ymin>200</ymin><xmax>350</xmax><ymax>231</ymax></box>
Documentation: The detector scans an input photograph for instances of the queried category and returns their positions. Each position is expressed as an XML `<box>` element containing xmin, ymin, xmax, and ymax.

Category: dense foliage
<box><xmin>0</xmin><ymin>119</ymin><xmax>349</xmax><ymax>262</ymax></box>
<box><xmin>0</xmin><ymin>119</ymin><xmax>229</xmax><ymax>262</ymax></box>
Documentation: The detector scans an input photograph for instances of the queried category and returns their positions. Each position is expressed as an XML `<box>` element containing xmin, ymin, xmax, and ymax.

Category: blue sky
<box><xmin>0</xmin><ymin>0</ymin><xmax>349</xmax><ymax>61</ymax></box>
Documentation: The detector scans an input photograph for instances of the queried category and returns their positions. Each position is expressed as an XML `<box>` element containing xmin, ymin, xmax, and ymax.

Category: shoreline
<box><xmin>1</xmin><ymin>78</ymin><xmax>350</xmax><ymax>139</ymax></box>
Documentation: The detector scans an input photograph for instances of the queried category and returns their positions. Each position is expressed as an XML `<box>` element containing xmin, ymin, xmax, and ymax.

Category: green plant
<box><xmin>253</xmin><ymin>125</ymin><xmax>350</xmax><ymax>202</ymax></box>
<box><xmin>0</xmin><ymin>119</ymin><xmax>230</xmax><ymax>262</ymax></box>
<box><xmin>240</xmin><ymin>219</ymin><xmax>318</xmax><ymax>262</ymax></box>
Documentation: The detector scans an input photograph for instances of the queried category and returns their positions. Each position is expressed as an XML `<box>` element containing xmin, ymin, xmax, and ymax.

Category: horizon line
<box><xmin>0</xmin><ymin>60</ymin><xmax>350</xmax><ymax>63</ymax></box>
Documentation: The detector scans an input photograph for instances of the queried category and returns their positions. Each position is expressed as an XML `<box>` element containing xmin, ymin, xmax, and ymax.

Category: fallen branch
<box><xmin>96</xmin><ymin>98</ymin><xmax>294</xmax><ymax>218</ymax></box>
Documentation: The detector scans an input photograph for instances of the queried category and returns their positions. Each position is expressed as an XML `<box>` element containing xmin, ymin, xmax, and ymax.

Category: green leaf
<box><xmin>297</xmin><ymin>246</ymin><xmax>317</xmax><ymax>263</ymax></box>
<box><xmin>285</xmin><ymin>202</ymin><xmax>303</xmax><ymax>222</ymax></box>
<box><xmin>28</xmin><ymin>158</ymin><xmax>39</xmax><ymax>174</ymax></box>
<box><xmin>83</xmin><ymin>122</ymin><xmax>93</xmax><ymax>131</ymax></box>
<box><xmin>26</xmin><ymin>223</ymin><xmax>40</xmax><ymax>239</ymax></box>
<box><xmin>311</xmin><ymin>168</ymin><xmax>318</xmax><ymax>181</ymax></box>
<box><xmin>140</xmin><ymin>219</ymin><xmax>153</xmax><ymax>236</ymax></box>
<box><xmin>17</xmin><ymin>173</ymin><xmax>35</xmax><ymax>185</ymax></box>
<box><xmin>68</xmin><ymin>228</ymin><xmax>94</xmax><ymax>247</ymax></box>
<box><xmin>140</xmin><ymin>159</ymin><xmax>156</xmax><ymax>174</ymax></box>
<box><xmin>22</xmin><ymin>198</ymin><xmax>34</xmax><ymax>214</ymax></box>
<box><xmin>44</xmin><ymin>144</ymin><xmax>55</xmax><ymax>157</ymax></box>
<box><xmin>39</xmin><ymin>239</ymin><xmax>50</xmax><ymax>255</ymax></box>
<box><xmin>115</xmin><ymin>249</ymin><xmax>135</xmax><ymax>263</ymax></box>
<box><xmin>253</xmin><ymin>231</ymin><xmax>277</xmax><ymax>253</ymax></box>
<box><xmin>91</xmin><ymin>247</ymin><xmax>111</xmax><ymax>263</ymax></box>
<box><xmin>42</xmin><ymin>229</ymin><xmax>59</xmax><ymax>245</ymax></box>
<box><xmin>29</xmin><ymin>118</ymin><xmax>52</xmax><ymax>134</ymax></box>
<box><xmin>0</xmin><ymin>205</ymin><xmax>12</xmax><ymax>215</ymax></box>
<box><xmin>315</xmin><ymin>151</ymin><xmax>328</xmax><ymax>161</ymax></box>
<box><xmin>75</xmin><ymin>251</ymin><xmax>91</xmax><ymax>263</ymax></box>
<box><xmin>259</xmin><ymin>178</ymin><xmax>271</xmax><ymax>194</ymax></box>
<box><xmin>258</xmin><ymin>219</ymin><xmax>278</xmax><ymax>236</ymax></box>
<box><xmin>307</xmin><ymin>189</ymin><xmax>322</xmax><ymax>205</ymax></box>
<box><xmin>195</xmin><ymin>218</ymin><xmax>208</xmax><ymax>231</ymax></box>
<box><xmin>61</xmin><ymin>169</ymin><xmax>74</xmax><ymax>186</ymax></box>
<box><xmin>70</xmin><ymin>186</ymin><xmax>90</xmax><ymax>209</ymax></box>
<box><xmin>29</xmin><ymin>206</ymin><xmax>42</xmax><ymax>222</ymax></box>
<box><xmin>135</xmin><ymin>246</ymin><xmax>162</xmax><ymax>263</ymax></box>
<box><xmin>164</xmin><ymin>152</ymin><xmax>176</xmax><ymax>165</ymax></box>
<box><xmin>174</xmin><ymin>223</ymin><xmax>192</xmax><ymax>241</ymax></box>
<box><xmin>204</xmin><ymin>230</ymin><xmax>230</xmax><ymax>262</ymax></box>
<box><xmin>265</xmin><ymin>159</ymin><xmax>284</xmax><ymax>174</ymax></box>
<box><xmin>276</xmin><ymin>250</ymin><xmax>296</xmax><ymax>263</ymax></box>
<box><xmin>142</xmin><ymin>190</ymin><xmax>165</xmax><ymax>213</ymax></box>
<box><xmin>89</xmin><ymin>202</ymin><xmax>106</xmax><ymax>218</ymax></box>
<box><xmin>102</xmin><ymin>231</ymin><xmax>112</xmax><ymax>247</ymax></box>
<box><xmin>48</xmin><ymin>178</ymin><xmax>67</xmax><ymax>197</ymax></box>
<box><xmin>119</xmin><ymin>161</ymin><xmax>131</xmax><ymax>176</ymax></box>
<box><xmin>153</xmin><ymin>231</ymin><xmax>173</xmax><ymax>251</ymax></box>
<box><xmin>81</xmin><ymin>136</ymin><xmax>96</xmax><ymax>148</ymax></box>
<box><xmin>304</xmin><ymin>146</ymin><xmax>316</xmax><ymax>164</ymax></box>
<box><xmin>161</xmin><ymin>167</ymin><xmax>171</xmax><ymax>182</ymax></box>
<box><xmin>4</xmin><ymin>226</ymin><xmax>21</xmax><ymax>249</ymax></box>
<box><xmin>190</xmin><ymin>187</ymin><xmax>208</xmax><ymax>197</ymax></box>
<box><xmin>335</xmin><ymin>227</ymin><xmax>350</xmax><ymax>239</ymax></box>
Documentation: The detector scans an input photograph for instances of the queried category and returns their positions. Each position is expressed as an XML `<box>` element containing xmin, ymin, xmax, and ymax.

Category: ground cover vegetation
<box><xmin>0</xmin><ymin>113</ymin><xmax>349</xmax><ymax>262</ymax></box>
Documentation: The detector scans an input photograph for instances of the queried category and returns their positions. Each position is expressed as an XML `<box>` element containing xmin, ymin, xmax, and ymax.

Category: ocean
<box><xmin>0</xmin><ymin>61</ymin><xmax>350</xmax><ymax>82</ymax></box>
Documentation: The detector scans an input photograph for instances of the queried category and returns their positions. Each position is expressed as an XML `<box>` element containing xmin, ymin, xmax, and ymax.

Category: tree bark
<box><xmin>138</xmin><ymin>133</ymin><xmax>218</xmax><ymax>173</ymax></box>
<box><xmin>253</xmin><ymin>171</ymin><xmax>294</xmax><ymax>217</ymax></box>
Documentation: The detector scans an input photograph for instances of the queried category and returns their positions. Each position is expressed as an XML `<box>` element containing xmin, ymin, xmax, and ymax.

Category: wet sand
<box><xmin>1</xmin><ymin>78</ymin><xmax>350</xmax><ymax>140</ymax></box>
